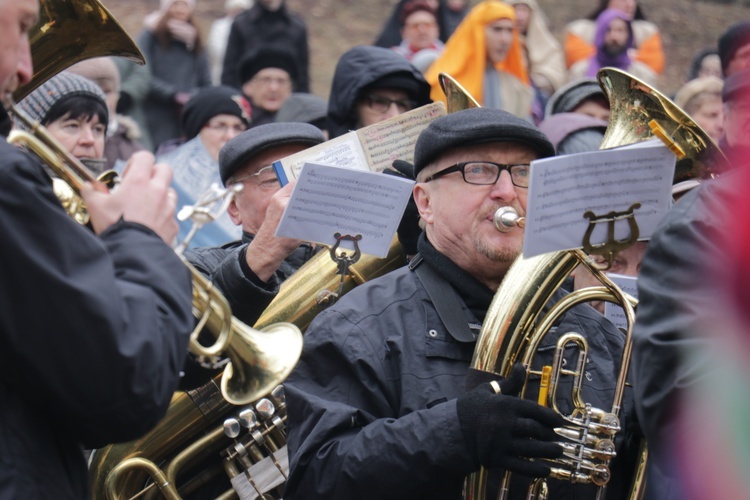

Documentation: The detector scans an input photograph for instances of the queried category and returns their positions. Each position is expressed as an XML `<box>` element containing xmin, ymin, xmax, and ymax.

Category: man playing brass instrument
<box><xmin>285</xmin><ymin>107</ymin><xmax>639</xmax><ymax>499</ymax></box>
<box><xmin>185</xmin><ymin>122</ymin><xmax>325</xmax><ymax>328</ymax></box>
<box><xmin>0</xmin><ymin>0</ymin><xmax>193</xmax><ymax>496</ymax></box>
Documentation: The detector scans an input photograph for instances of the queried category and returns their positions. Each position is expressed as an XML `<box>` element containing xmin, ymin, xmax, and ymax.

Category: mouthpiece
<box><xmin>493</xmin><ymin>207</ymin><xmax>525</xmax><ymax>233</ymax></box>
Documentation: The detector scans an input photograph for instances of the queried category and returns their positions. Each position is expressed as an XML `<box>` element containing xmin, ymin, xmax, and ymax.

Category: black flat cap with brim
<box><xmin>413</xmin><ymin>108</ymin><xmax>555</xmax><ymax>178</ymax></box>
<box><xmin>219</xmin><ymin>122</ymin><xmax>325</xmax><ymax>184</ymax></box>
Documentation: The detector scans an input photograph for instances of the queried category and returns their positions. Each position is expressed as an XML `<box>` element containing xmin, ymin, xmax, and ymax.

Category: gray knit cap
<box><xmin>413</xmin><ymin>108</ymin><xmax>555</xmax><ymax>178</ymax></box>
<box><xmin>17</xmin><ymin>71</ymin><xmax>107</xmax><ymax>126</ymax></box>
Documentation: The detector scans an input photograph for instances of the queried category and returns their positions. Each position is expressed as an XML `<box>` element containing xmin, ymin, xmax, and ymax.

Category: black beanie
<box><xmin>718</xmin><ymin>22</ymin><xmax>750</xmax><ymax>75</ymax></box>
<box><xmin>181</xmin><ymin>86</ymin><xmax>252</xmax><ymax>140</ymax></box>
<box><xmin>239</xmin><ymin>46</ymin><xmax>298</xmax><ymax>84</ymax></box>
<box><xmin>413</xmin><ymin>108</ymin><xmax>555</xmax><ymax>178</ymax></box>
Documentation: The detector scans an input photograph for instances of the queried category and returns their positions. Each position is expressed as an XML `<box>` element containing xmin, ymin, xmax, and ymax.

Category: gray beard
<box><xmin>472</xmin><ymin>232</ymin><xmax>521</xmax><ymax>263</ymax></box>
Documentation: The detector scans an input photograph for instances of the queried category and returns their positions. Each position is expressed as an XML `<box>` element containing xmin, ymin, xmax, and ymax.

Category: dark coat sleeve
<box><xmin>187</xmin><ymin>245</ymin><xmax>280</xmax><ymax>326</ymax></box>
<box><xmin>631</xmin><ymin>183</ymin><xmax>721</xmax><ymax>467</ymax></box>
<box><xmin>221</xmin><ymin>20</ymin><xmax>244</xmax><ymax>88</ymax></box>
<box><xmin>0</xmin><ymin>146</ymin><xmax>193</xmax><ymax>448</ymax></box>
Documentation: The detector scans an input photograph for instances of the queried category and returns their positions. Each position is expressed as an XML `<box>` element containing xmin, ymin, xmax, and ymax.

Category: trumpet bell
<box><xmin>221</xmin><ymin>321</ymin><xmax>303</xmax><ymax>406</ymax></box>
<box><xmin>13</xmin><ymin>0</ymin><xmax>145</xmax><ymax>101</ymax></box>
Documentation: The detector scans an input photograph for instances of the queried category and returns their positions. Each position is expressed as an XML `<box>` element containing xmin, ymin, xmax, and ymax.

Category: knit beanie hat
<box><xmin>181</xmin><ymin>86</ymin><xmax>252</xmax><ymax>140</ymax></box>
<box><xmin>17</xmin><ymin>71</ymin><xmax>108</xmax><ymax>126</ymax></box>
<box><xmin>718</xmin><ymin>22</ymin><xmax>750</xmax><ymax>74</ymax></box>
<box><xmin>239</xmin><ymin>46</ymin><xmax>298</xmax><ymax>84</ymax></box>
<box><xmin>413</xmin><ymin>107</ymin><xmax>555</xmax><ymax>178</ymax></box>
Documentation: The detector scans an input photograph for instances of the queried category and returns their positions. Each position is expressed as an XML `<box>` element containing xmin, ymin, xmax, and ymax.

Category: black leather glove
<box><xmin>383</xmin><ymin>160</ymin><xmax>421</xmax><ymax>256</ymax></box>
<box><xmin>457</xmin><ymin>363</ymin><xmax>565</xmax><ymax>477</ymax></box>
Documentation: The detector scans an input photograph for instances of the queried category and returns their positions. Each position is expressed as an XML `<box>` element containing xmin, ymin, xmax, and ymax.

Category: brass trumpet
<box><xmin>9</xmin><ymin>0</ymin><xmax>303</xmax><ymax>408</ymax></box>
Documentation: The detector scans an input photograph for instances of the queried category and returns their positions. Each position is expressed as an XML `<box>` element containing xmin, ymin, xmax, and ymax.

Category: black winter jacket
<box><xmin>221</xmin><ymin>3</ymin><xmax>309</xmax><ymax>92</ymax></box>
<box><xmin>0</xmin><ymin>129</ymin><xmax>193</xmax><ymax>498</ymax></box>
<box><xmin>285</xmin><ymin>245</ymin><xmax>637</xmax><ymax>499</ymax></box>
<box><xmin>185</xmin><ymin>232</ymin><xmax>315</xmax><ymax>326</ymax></box>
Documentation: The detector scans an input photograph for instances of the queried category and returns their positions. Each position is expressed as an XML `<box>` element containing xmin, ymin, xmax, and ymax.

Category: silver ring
<box><xmin>489</xmin><ymin>380</ymin><xmax>502</xmax><ymax>395</ymax></box>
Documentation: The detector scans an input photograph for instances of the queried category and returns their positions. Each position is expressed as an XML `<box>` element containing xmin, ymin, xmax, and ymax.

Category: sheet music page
<box><xmin>272</xmin><ymin>102</ymin><xmax>446</xmax><ymax>185</ymax></box>
<box><xmin>272</xmin><ymin>132</ymin><xmax>369</xmax><ymax>185</ymax></box>
<box><xmin>275</xmin><ymin>162</ymin><xmax>415</xmax><ymax>258</ymax></box>
<box><xmin>358</xmin><ymin>101</ymin><xmax>446</xmax><ymax>172</ymax></box>
<box><xmin>523</xmin><ymin>139</ymin><xmax>675</xmax><ymax>258</ymax></box>
<box><xmin>603</xmin><ymin>273</ymin><xmax>639</xmax><ymax>331</ymax></box>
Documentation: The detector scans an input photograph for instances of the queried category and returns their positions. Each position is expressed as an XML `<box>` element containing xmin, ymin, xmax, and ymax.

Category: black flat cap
<box><xmin>413</xmin><ymin>108</ymin><xmax>555</xmax><ymax>178</ymax></box>
<box><xmin>219</xmin><ymin>122</ymin><xmax>325</xmax><ymax>184</ymax></box>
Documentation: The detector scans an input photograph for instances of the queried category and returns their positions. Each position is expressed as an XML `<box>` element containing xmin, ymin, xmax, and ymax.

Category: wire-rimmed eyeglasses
<box><xmin>424</xmin><ymin>161</ymin><xmax>531</xmax><ymax>188</ymax></box>
<box><xmin>232</xmin><ymin>165</ymin><xmax>280</xmax><ymax>189</ymax></box>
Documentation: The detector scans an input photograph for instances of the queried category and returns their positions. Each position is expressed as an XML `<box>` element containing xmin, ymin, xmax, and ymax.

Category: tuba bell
<box><xmin>462</xmin><ymin>67</ymin><xmax>726</xmax><ymax>500</ymax></box>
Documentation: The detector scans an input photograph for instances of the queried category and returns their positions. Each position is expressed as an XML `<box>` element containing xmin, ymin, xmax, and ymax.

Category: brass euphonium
<box><xmin>461</xmin><ymin>67</ymin><xmax>727</xmax><ymax>500</ymax></box>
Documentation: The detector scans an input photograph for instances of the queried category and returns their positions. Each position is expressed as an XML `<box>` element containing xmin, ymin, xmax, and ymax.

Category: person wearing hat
<box><xmin>425</xmin><ymin>1</ymin><xmax>533</xmax><ymax>118</ymax></box>
<box><xmin>238</xmin><ymin>45</ymin><xmax>298</xmax><ymax>128</ymax></box>
<box><xmin>718</xmin><ymin>21</ymin><xmax>750</xmax><ymax>78</ymax></box>
<box><xmin>284</xmin><ymin>107</ymin><xmax>639</xmax><ymax>499</ymax></box>
<box><xmin>16</xmin><ymin>71</ymin><xmax>110</xmax><ymax>173</ymax></box>
<box><xmin>563</xmin><ymin>0</ymin><xmax>664</xmax><ymax>76</ymax></box>
<box><xmin>68</xmin><ymin>56</ymin><xmax>149</xmax><ymax>171</ymax></box>
<box><xmin>566</xmin><ymin>8</ymin><xmax>657</xmax><ymax>86</ymax></box>
<box><xmin>221</xmin><ymin>0</ymin><xmax>309</xmax><ymax>92</ymax></box>
<box><xmin>546</xmin><ymin>77</ymin><xmax>610</xmax><ymax>122</ymax></box>
<box><xmin>327</xmin><ymin>45</ymin><xmax>432</xmax><ymax>139</ymax></box>
<box><xmin>158</xmin><ymin>85</ymin><xmax>251</xmax><ymax>249</ymax></box>
<box><xmin>185</xmin><ymin>122</ymin><xmax>324</xmax><ymax>327</ymax></box>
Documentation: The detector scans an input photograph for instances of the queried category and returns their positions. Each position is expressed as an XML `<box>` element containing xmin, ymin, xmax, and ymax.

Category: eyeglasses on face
<box><xmin>361</xmin><ymin>94</ymin><xmax>415</xmax><ymax>113</ymax></box>
<box><xmin>251</xmin><ymin>75</ymin><xmax>292</xmax><ymax>88</ymax></box>
<box><xmin>204</xmin><ymin>122</ymin><xmax>247</xmax><ymax>134</ymax></box>
<box><xmin>424</xmin><ymin>161</ymin><xmax>531</xmax><ymax>187</ymax></box>
<box><xmin>232</xmin><ymin>165</ymin><xmax>280</xmax><ymax>189</ymax></box>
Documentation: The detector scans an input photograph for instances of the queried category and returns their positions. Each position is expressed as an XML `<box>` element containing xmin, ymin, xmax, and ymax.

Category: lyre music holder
<box><xmin>316</xmin><ymin>233</ymin><xmax>363</xmax><ymax>307</ymax></box>
<box><xmin>581</xmin><ymin>202</ymin><xmax>641</xmax><ymax>270</ymax></box>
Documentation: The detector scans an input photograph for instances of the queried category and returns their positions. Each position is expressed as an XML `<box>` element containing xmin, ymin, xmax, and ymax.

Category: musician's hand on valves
<box><xmin>245</xmin><ymin>181</ymin><xmax>304</xmax><ymax>282</ymax></box>
<box><xmin>82</xmin><ymin>151</ymin><xmax>179</xmax><ymax>243</ymax></box>
<box><xmin>456</xmin><ymin>363</ymin><xmax>565</xmax><ymax>477</ymax></box>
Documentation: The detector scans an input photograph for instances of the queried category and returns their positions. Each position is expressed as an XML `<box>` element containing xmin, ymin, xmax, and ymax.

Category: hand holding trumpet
<box><xmin>82</xmin><ymin>151</ymin><xmax>179</xmax><ymax>243</ymax></box>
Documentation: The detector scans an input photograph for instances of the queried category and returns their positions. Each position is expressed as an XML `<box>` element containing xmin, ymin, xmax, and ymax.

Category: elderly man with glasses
<box><xmin>185</xmin><ymin>122</ymin><xmax>324</xmax><ymax>338</ymax></box>
<box><xmin>284</xmin><ymin>107</ymin><xmax>640</xmax><ymax>499</ymax></box>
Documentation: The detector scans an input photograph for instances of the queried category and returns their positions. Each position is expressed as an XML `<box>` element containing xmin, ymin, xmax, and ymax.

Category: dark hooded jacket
<box><xmin>326</xmin><ymin>45</ymin><xmax>432</xmax><ymax>139</ymax></box>
<box><xmin>221</xmin><ymin>2</ymin><xmax>309</xmax><ymax>92</ymax></box>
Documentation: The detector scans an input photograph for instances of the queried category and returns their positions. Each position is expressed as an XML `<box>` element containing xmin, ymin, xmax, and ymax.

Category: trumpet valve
<box><xmin>493</xmin><ymin>206</ymin><xmax>525</xmax><ymax>233</ymax></box>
